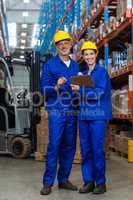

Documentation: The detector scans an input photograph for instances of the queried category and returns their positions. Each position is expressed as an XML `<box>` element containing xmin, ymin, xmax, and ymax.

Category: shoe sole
<box><xmin>40</xmin><ymin>190</ymin><xmax>52</xmax><ymax>195</ymax></box>
<box><xmin>93</xmin><ymin>190</ymin><xmax>106</xmax><ymax>195</ymax></box>
<box><xmin>79</xmin><ymin>191</ymin><xmax>92</xmax><ymax>194</ymax></box>
<box><xmin>40</xmin><ymin>191</ymin><xmax>51</xmax><ymax>195</ymax></box>
<box><xmin>79</xmin><ymin>189</ymin><xmax>94</xmax><ymax>194</ymax></box>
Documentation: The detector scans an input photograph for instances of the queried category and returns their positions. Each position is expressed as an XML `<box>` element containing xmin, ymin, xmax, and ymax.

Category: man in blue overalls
<box><xmin>40</xmin><ymin>31</ymin><xmax>79</xmax><ymax>195</ymax></box>
<box><xmin>71</xmin><ymin>41</ymin><xmax>112</xmax><ymax>194</ymax></box>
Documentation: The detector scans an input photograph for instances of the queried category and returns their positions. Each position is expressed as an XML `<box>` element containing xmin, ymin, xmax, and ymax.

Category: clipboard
<box><xmin>70</xmin><ymin>75</ymin><xmax>95</xmax><ymax>88</ymax></box>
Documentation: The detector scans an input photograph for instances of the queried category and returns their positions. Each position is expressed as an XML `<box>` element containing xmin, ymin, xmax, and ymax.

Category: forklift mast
<box><xmin>25</xmin><ymin>51</ymin><xmax>41</xmax><ymax>152</ymax></box>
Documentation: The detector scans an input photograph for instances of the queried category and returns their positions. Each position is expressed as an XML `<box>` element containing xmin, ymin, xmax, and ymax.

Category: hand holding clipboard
<box><xmin>70</xmin><ymin>75</ymin><xmax>95</xmax><ymax>88</ymax></box>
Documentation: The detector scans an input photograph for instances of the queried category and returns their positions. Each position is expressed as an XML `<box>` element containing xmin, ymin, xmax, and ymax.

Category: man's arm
<box><xmin>40</xmin><ymin>63</ymin><xmax>57</xmax><ymax>97</ymax></box>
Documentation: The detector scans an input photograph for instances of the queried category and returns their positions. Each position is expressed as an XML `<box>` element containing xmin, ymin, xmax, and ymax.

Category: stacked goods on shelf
<box><xmin>116</xmin><ymin>0</ymin><xmax>132</xmax><ymax>19</ymax></box>
<box><xmin>107</xmin><ymin>124</ymin><xmax>119</xmax><ymax>150</ymax></box>
<box><xmin>111</xmin><ymin>50</ymin><xmax>127</xmax><ymax>73</ymax></box>
<box><xmin>74</xmin><ymin>1</ymin><xmax>132</xmax><ymax>64</ymax></box>
<box><xmin>80</xmin><ymin>0</ymin><xmax>86</xmax><ymax>20</ymax></box>
<box><xmin>35</xmin><ymin>109</ymin><xmax>48</xmax><ymax>161</ymax></box>
<box><xmin>111</xmin><ymin>44</ymin><xmax>132</xmax><ymax>73</ymax></box>
<box><xmin>126</xmin><ymin>43</ymin><xmax>132</xmax><ymax>65</ymax></box>
<box><xmin>98</xmin><ymin>43</ymin><xmax>131</xmax><ymax>75</ymax></box>
<box><xmin>98</xmin><ymin>48</ymin><xmax>131</xmax><ymax>76</ymax></box>
<box><xmin>90</xmin><ymin>0</ymin><xmax>103</xmax><ymax>17</ymax></box>
<box><xmin>83</xmin><ymin>0</ymin><xmax>132</xmax><ymax>44</ymax></box>
<box><xmin>107</xmin><ymin>124</ymin><xmax>130</xmax><ymax>156</ymax></box>
<box><xmin>118</xmin><ymin>131</ymin><xmax>130</xmax><ymax>154</ymax></box>
<box><xmin>115</xmin><ymin>129</ymin><xmax>130</xmax><ymax>155</ymax></box>
<box><xmin>112</xmin><ymin>87</ymin><xmax>128</xmax><ymax>115</ymax></box>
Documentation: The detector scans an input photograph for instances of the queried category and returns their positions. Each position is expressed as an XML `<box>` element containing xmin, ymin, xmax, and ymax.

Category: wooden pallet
<box><xmin>35</xmin><ymin>152</ymin><xmax>44</xmax><ymax>161</ymax></box>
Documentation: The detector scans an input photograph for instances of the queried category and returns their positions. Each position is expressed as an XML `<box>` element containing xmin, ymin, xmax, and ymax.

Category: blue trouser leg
<box><xmin>79</xmin><ymin>120</ymin><xmax>94</xmax><ymax>183</ymax></box>
<box><xmin>90</xmin><ymin>120</ymin><xmax>107</xmax><ymax>185</ymax></box>
<box><xmin>79</xmin><ymin>120</ymin><xmax>107</xmax><ymax>184</ymax></box>
<box><xmin>43</xmin><ymin>111</ymin><xmax>66</xmax><ymax>186</ymax></box>
<box><xmin>57</xmin><ymin>115</ymin><xmax>77</xmax><ymax>183</ymax></box>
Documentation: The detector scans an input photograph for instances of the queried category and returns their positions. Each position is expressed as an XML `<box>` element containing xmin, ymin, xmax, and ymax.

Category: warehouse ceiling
<box><xmin>5</xmin><ymin>0</ymin><xmax>43</xmax><ymax>60</ymax></box>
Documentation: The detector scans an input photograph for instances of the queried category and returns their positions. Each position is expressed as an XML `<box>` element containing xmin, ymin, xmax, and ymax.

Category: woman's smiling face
<box><xmin>83</xmin><ymin>49</ymin><xmax>97</xmax><ymax>66</ymax></box>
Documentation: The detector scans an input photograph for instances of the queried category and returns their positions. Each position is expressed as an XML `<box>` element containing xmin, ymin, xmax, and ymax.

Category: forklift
<box><xmin>0</xmin><ymin>52</ymin><xmax>41</xmax><ymax>158</ymax></box>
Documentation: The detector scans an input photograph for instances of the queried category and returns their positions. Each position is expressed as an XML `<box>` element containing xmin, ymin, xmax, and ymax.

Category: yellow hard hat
<box><xmin>81</xmin><ymin>41</ymin><xmax>98</xmax><ymax>52</ymax></box>
<box><xmin>53</xmin><ymin>30</ymin><xmax>72</xmax><ymax>44</ymax></box>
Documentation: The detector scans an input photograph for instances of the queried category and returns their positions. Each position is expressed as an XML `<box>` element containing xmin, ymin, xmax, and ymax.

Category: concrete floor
<box><xmin>0</xmin><ymin>154</ymin><xmax>133</xmax><ymax>200</ymax></box>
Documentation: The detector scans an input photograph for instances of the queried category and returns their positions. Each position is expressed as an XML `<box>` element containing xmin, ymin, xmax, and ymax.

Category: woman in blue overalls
<box><xmin>73</xmin><ymin>41</ymin><xmax>112</xmax><ymax>194</ymax></box>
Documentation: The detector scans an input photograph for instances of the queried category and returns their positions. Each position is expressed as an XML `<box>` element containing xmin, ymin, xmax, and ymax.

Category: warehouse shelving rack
<box><xmin>77</xmin><ymin>0</ymin><xmax>114</xmax><ymax>40</ymax></box>
<box><xmin>36</xmin><ymin>0</ymin><xmax>86</xmax><ymax>55</ymax></box>
<box><xmin>0</xmin><ymin>0</ymin><xmax>9</xmax><ymax>56</ymax></box>
<box><xmin>75</xmin><ymin>0</ymin><xmax>133</xmax><ymax>156</ymax></box>
<box><xmin>76</xmin><ymin>1</ymin><xmax>132</xmax><ymax>62</ymax></box>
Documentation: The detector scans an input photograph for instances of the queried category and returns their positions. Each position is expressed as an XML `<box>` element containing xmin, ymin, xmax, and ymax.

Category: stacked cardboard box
<box><xmin>126</xmin><ymin>43</ymin><xmax>132</xmax><ymax>65</ymax></box>
<box><xmin>35</xmin><ymin>109</ymin><xmax>48</xmax><ymax>161</ymax></box>
<box><xmin>116</xmin><ymin>0</ymin><xmax>132</xmax><ymax>19</ymax></box>
<box><xmin>119</xmin><ymin>131</ymin><xmax>130</xmax><ymax>155</ymax></box>
<box><xmin>114</xmin><ymin>134</ymin><xmax>129</xmax><ymax>155</ymax></box>
<box><xmin>112</xmin><ymin>88</ymin><xmax>128</xmax><ymax>115</ymax></box>
<box><xmin>35</xmin><ymin>110</ymin><xmax>123</xmax><ymax>162</ymax></box>
<box><xmin>74</xmin><ymin>135</ymin><xmax>82</xmax><ymax>164</ymax></box>
<box><xmin>35</xmin><ymin>110</ymin><xmax>82</xmax><ymax>163</ymax></box>
<box><xmin>111</xmin><ymin>50</ymin><xmax>128</xmax><ymax>73</ymax></box>
<box><xmin>107</xmin><ymin>123</ymin><xmax>130</xmax><ymax>156</ymax></box>
<box><xmin>107</xmin><ymin>124</ymin><xmax>119</xmax><ymax>149</ymax></box>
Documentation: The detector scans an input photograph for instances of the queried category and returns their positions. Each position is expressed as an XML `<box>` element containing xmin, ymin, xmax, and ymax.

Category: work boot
<box><xmin>93</xmin><ymin>184</ymin><xmax>106</xmax><ymax>194</ymax></box>
<box><xmin>58</xmin><ymin>180</ymin><xmax>78</xmax><ymax>191</ymax></box>
<box><xmin>40</xmin><ymin>184</ymin><xmax>52</xmax><ymax>195</ymax></box>
<box><xmin>79</xmin><ymin>182</ymin><xmax>95</xmax><ymax>193</ymax></box>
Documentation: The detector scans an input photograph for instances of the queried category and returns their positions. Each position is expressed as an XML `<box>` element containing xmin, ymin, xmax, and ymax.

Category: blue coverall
<box><xmin>40</xmin><ymin>55</ymin><xmax>79</xmax><ymax>186</ymax></box>
<box><xmin>78</xmin><ymin>64</ymin><xmax>112</xmax><ymax>185</ymax></box>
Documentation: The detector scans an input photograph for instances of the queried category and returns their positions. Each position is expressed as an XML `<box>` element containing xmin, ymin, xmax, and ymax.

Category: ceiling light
<box><xmin>22</xmin><ymin>12</ymin><xmax>29</xmax><ymax>17</ymax></box>
<box><xmin>21</xmin><ymin>40</ymin><xmax>26</xmax><ymax>44</ymax></box>
<box><xmin>8</xmin><ymin>23</ymin><xmax>17</xmax><ymax>48</ymax></box>
<box><xmin>20</xmin><ymin>55</ymin><xmax>24</xmax><ymax>59</ymax></box>
<box><xmin>22</xmin><ymin>24</ymin><xmax>27</xmax><ymax>28</ymax></box>
<box><xmin>20</xmin><ymin>46</ymin><xmax>25</xmax><ymax>49</ymax></box>
<box><xmin>23</xmin><ymin>0</ymin><xmax>30</xmax><ymax>3</ymax></box>
<box><xmin>31</xmin><ymin>24</ymin><xmax>38</xmax><ymax>47</ymax></box>
<box><xmin>21</xmin><ymin>32</ymin><xmax>27</xmax><ymax>37</ymax></box>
